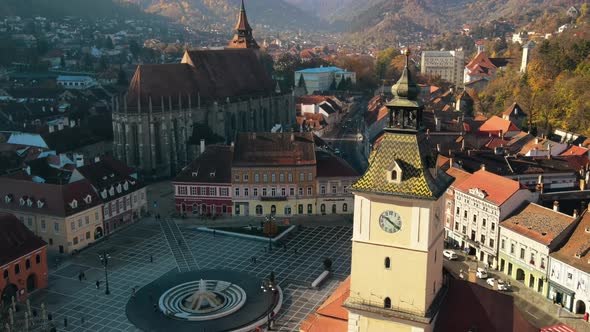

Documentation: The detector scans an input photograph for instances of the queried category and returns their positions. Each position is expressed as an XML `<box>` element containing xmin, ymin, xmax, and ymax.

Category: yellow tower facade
<box><xmin>345</xmin><ymin>51</ymin><xmax>452</xmax><ymax>332</ymax></box>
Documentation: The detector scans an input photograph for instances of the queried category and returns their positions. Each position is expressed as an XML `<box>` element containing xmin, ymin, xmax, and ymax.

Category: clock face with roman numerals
<box><xmin>379</xmin><ymin>210</ymin><xmax>402</xmax><ymax>233</ymax></box>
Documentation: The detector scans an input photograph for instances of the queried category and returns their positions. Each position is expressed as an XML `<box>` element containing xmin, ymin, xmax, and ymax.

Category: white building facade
<box><xmin>420</xmin><ymin>50</ymin><xmax>465</xmax><ymax>87</ymax></box>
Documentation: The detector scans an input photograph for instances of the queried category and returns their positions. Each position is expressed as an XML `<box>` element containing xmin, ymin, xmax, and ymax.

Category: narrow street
<box><xmin>322</xmin><ymin>96</ymin><xmax>369</xmax><ymax>174</ymax></box>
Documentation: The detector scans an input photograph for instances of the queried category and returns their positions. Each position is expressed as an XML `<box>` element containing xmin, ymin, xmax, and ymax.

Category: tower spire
<box><xmin>385</xmin><ymin>48</ymin><xmax>422</xmax><ymax>131</ymax></box>
<box><xmin>228</xmin><ymin>0</ymin><xmax>260</xmax><ymax>49</ymax></box>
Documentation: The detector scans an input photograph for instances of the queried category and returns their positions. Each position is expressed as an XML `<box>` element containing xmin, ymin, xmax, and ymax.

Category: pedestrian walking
<box><xmin>80</xmin><ymin>316</ymin><xmax>85</xmax><ymax>326</ymax></box>
<box><xmin>153</xmin><ymin>303</ymin><xmax>158</xmax><ymax>312</ymax></box>
<box><xmin>150</xmin><ymin>254</ymin><xmax>153</xmax><ymax>263</ymax></box>
<box><xmin>82</xmin><ymin>271</ymin><xmax>86</xmax><ymax>280</ymax></box>
<box><xmin>78</xmin><ymin>272</ymin><xmax>82</xmax><ymax>282</ymax></box>
<box><xmin>63</xmin><ymin>317</ymin><xmax>68</xmax><ymax>328</ymax></box>
<box><xmin>213</xmin><ymin>229</ymin><xmax>216</xmax><ymax>237</ymax></box>
<box><xmin>95</xmin><ymin>280</ymin><xmax>100</xmax><ymax>289</ymax></box>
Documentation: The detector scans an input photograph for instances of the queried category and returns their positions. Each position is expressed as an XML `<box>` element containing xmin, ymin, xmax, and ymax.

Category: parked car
<box><xmin>443</xmin><ymin>249</ymin><xmax>458</xmax><ymax>260</ymax></box>
<box><xmin>476</xmin><ymin>267</ymin><xmax>488</xmax><ymax>279</ymax></box>
<box><xmin>486</xmin><ymin>278</ymin><xmax>496</xmax><ymax>287</ymax></box>
<box><xmin>497</xmin><ymin>279</ymin><xmax>510</xmax><ymax>291</ymax></box>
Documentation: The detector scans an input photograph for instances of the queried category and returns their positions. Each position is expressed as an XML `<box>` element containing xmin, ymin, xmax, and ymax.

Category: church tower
<box><xmin>228</xmin><ymin>0</ymin><xmax>260</xmax><ymax>49</ymax></box>
<box><xmin>345</xmin><ymin>50</ymin><xmax>453</xmax><ymax>332</ymax></box>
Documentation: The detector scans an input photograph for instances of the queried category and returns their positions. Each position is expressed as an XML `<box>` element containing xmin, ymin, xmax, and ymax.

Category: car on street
<box><xmin>443</xmin><ymin>249</ymin><xmax>458</xmax><ymax>260</ymax></box>
<box><xmin>476</xmin><ymin>267</ymin><xmax>488</xmax><ymax>279</ymax></box>
<box><xmin>486</xmin><ymin>278</ymin><xmax>496</xmax><ymax>287</ymax></box>
<box><xmin>497</xmin><ymin>279</ymin><xmax>510</xmax><ymax>291</ymax></box>
<box><xmin>334</xmin><ymin>148</ymin><xmax>341</xmax><ymax>155</ymax></box>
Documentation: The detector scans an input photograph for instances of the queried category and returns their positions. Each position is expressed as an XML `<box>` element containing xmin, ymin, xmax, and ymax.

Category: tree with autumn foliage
<box><xmin>477</xmin><ymin>24</ymin><xmax>590</xmax><ymax>135</ymax></box>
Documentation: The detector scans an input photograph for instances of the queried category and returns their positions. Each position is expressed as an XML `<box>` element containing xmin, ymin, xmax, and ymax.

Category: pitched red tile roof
<box><xmin>0</xmin><ymin>213</ymin><xmax>47</xmax><ymax>267</ymax></box>
<box><xmin>0</xmin><ymin>178</ymin><xmax>101</xmax><ymax>217</ymax></box>
<box><xmin>484</xmin><ymin>137</ymin><xmax>510</xmax><ymax>150</ymax></box>
<box><xmin>465</xmin><ymin>51</ymin><xmax>498</xmax><ymax>78</ymax></box>
<box><xmin>300</xmin><ymin>277</ymin><xmax>349</xmax><ymax>332</ymax></box>
<box><xmin>233</xmin><ymin>132</ymin><xmax>316</xmax><ymax>167</ymax></box>
<box><xmin>502</xmin><ymin>102</ymin><xmax>526</xmax><ymax>117</ymax></box>
<box><xmin>560</xmin><ymin>145</ymin><xmax>588</xmax><ymax>156</ymax></box>
<box><xmin>479</xmin><ymin>116</ymin><xmax>520</xmax><ymax>135</ymax></box>
<box><xmin>501</xmin><ymin>203</ymin><xmax>577</xmax><ymax>246</ymax></box>
<box><xmin>455</xmin><ymin>169</ymin><xmax>523</xmax><ymax>206</ymax></box>
<box><xmin>551</xmin><ymin>211</ymin><xmax>590</xmax><ymax>273</ymax></box>
<box><xmin>127</xmin><ymin>49</ymin><xmax>273</xmax><ymax>107</ymax></box>
<box><xmin>316</xmin><ymin>151</ymin><xmax>359</xmax><ymax>178</ymax></box>
<box><xmin>297</xmin><ymin>95</ymin><xmax>336</xmax><ymax>105</ymax></box>
<box><xmin>173</xmin><ymin>145</ymin><xmax>233</xmax><ymax>184</ymax></box>
<box><xmin>446</xmin><ymin>167</ymin><xmax>472</xmax><ymax>187</ymax></box>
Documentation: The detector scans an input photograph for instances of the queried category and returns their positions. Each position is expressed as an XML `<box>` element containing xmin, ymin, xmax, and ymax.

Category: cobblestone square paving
<box><xmin>25</xmin><ymin>220</ymin><xmax>352</xmax><ymax>332</ymax></box>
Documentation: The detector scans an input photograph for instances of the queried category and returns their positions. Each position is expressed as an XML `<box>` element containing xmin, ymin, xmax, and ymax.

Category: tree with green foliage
<box><xmin>375</xmin><ymin>47</ymin><xmax>398</xmax><ymax>80</ymax></box>
<box><xmin>117</xmin><ymin>66</ymin><xmax>128</xmax><ymax>86</ymax></box>
<box><xmin>104</xmin><ymin>36</ymin><xmax>114</xmax><ymax>50</ymax></box>
<box><xmin>329</xmin><ymin>76</ymin><xmax>337</xmax><ymax>90</ymax></box>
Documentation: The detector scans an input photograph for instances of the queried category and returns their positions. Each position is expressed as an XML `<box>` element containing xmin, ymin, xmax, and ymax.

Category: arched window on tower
<box><xmin>384</xmin><ymin>297</ymin><xmax>391</xmax><ymax>309</ymax></box>
<box><xmin>391</xmin><ymin>170</ymin><xmax>398</xmax><ymax>180</ymax></box>
<box><xmin>385</xmin><ymin>257</ymin><xmax>391</xmax><ymax>269</ymax></box>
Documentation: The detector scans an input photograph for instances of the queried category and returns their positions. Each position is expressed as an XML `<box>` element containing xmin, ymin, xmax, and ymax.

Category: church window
<box><xmin>271</xmin><ymin>174</ymin><xmax>276</xmax><ymax>183</ymax></box>
<box><xmin>254</xmin><ymin>173</ymin><xmax>259</xmax><ymax>182</ymax></box>
<box><xmin>391</xmin><ymin>170</ymin><xmax>398</xmax><ymax>180</ymax></box>
<box><xmin>243</xmin><ymin>174</ymin><xmax>249</xmax><ymax>182</ymax></box>
<box><xmin>279</xmin><ymin>174</ymin><xmax>285</xmax><ymax>182</ymax></box>
<box><xmin>384</xmin><ymin>297</ymin><xmax>391</xmax><ymax>309</ymax></box>
<box><xmin>384</xmin><ymin>257</ymin><xmax>391</xmax><ymax>269</ymax></box>
<box><xmin>244</xmin><ymin>188</ymin><xmax>249</xmax><ymax>197</ymax></box>
<box><xmin>288</xmin><ymin>173</ymin><xmax>293</xmax><ymax>182</ymax></box>
<box><xmin>263</xmin><ymin>174</ymin><xmax>268</xmax><ymax>183</ymax></box>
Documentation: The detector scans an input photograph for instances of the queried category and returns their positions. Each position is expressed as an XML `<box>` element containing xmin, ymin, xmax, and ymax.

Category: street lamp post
<box><xmin>265</xmin><ymin>215</ymin><xmax>275</xmax><ymax>253</ymax></box>
<box><xmin>98</xmin><ymin>251</ymin><xmax>111</xmax><ymax>295</ymax></box>
<box><xmin>260</xmin><ymin>275</ymin><xmax>276</xmax><ymax>330</ymax></box>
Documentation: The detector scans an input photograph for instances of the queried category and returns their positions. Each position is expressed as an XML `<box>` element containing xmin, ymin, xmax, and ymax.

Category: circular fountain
<box><xmin>126</xmin><ymin>270</ymin><xmax>282</xmax><ymax>332</ymax></box>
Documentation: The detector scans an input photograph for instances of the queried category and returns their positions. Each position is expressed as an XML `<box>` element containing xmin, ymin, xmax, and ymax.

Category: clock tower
<box><xmin>344</xmin><ymin>50</ymin><xmax>453</xmax><ymax>332</ymax></box>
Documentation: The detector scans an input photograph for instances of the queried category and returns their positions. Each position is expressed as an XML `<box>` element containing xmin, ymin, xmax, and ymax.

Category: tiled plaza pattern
<box><xmin>21</xmin><ymin>220</ymin><xmax>352</xmax><ymax>332</ymax></box>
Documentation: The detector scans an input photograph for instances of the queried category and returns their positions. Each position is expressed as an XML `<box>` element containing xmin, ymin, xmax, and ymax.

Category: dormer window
<box><xmin>19</xmin><ymin>197</ymin><xmax>25</xmax><ymax>206</ymax></box>
<box><xmin>37</xmin><ymin>199</ymin><xmax>45</xmax><ymax>208</ymax></box>
<box><xmin>83</xmin><ymin>195</ymin><xmax>92</xmax><ymax>204</ymax></box>
<box><xmin>116</xmin><ymin>184</ymin><xmax>122</xmax><ymax>194</ymax></box>
<box><xmin>26</xmin><ymin>198</ymin><xmax>33</xmax><ymax>207</ymax></box>
<box><xmin>109</xmin><ymin>186</ymin><xmax>115</xmax><ymax>196</ymax></box>
<box><xmin>101</xmin><ymin>189</ymin><xmax>107</xmax><ymax>199</ymax></box>
<box><xmin>386</xmin><ymin>160</ymin><xmax>402</xmax><ymax>185</ymax></box>
<box><xmin>69</xmin><ymin>199</ymin><xmax>78</xmax><ymax>209</ymax></box>
<box><xmin>129</xmin><ymin>180</ymin><xmax>136</xmax><ymax>185</ymax></box>
<box><xmin>5</xmin><ymin>194</ymin><xmax>12</xmax><ymax>203</ymax></box>
<box><xmin>123</xmin><ymin>181</ymin><xmax>129</xmax><ymax>191</ymax></box>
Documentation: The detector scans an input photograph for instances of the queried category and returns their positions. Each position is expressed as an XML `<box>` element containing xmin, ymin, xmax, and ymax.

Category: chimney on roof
<box><xmin>535</xmin><ymin>137</ymin><xmax>540</xmax><ymax>144</ymax></box>
<box><xmin>547</xmin><ymin>145</ymin><xmax>552</xmax><ymax>159</ymax></box>
<box><xmin>436</xmin><ymin>144</ymin><xmax>441</xmax><ymax>152</ymax></box>
<box><xmin>461</xmin><ymin>139</ymin><xmax>465</xmax><ymax>151</ymax></box>
<box><xmin>481</xmin><ymin>163</ymin><xmax>486</xmax><ymax>171</ymax></box>
<box><xmin>200</xmin><ymin>139</ymin><xmax>205</xmax><ymax>154</ymax></box>
<box><xmin>553</xmin><ymin>200</ymin><xmax>560</xmax><ymax>212</ymax></box>
<box><xmin>581</xmin><ymin>179</ymin><xmax>586</xmax><ymax>191</ymax></box>
<box><xmin>291</xmin><ymin>132</ymin><xmax>295</xmax><ymax>142</ymax></box>
<box><xmin>498</xmin><ymin>130</ymin><xmax>503</xmax><ymax>139</ymax></box>
<box><xmin>574</xmin><ymin>209</ymin><xmax>579</xmax><ymax>218</ymax></box>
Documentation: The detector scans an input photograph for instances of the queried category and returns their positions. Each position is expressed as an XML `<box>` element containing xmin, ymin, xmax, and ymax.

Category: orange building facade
<box><xmin>0</xmin><ymin>213</ymin><xmax>48</xmax><ymax>305</ymax></box>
